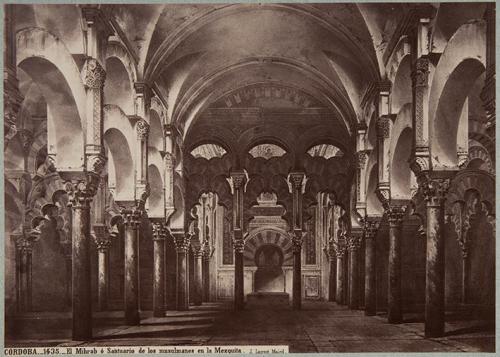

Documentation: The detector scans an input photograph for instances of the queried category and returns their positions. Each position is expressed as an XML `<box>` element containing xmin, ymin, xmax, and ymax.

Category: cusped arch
<box><xmin>244</xmin><ymin>226</ymin><xmax>294</xmax><ymax>266</ymax></box>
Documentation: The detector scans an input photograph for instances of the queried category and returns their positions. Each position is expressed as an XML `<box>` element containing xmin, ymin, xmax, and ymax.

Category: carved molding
<box><xmin>81</xmin><ymin>58</ymin><xmax>106</xmax><ymax>89</ymax></box>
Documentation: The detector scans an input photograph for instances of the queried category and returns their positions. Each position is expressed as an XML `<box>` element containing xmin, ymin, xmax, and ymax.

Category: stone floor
<box><xmin>6</xmin><ymin>301</ymin><xmax>495</xmax><ymax>352</ymax></box>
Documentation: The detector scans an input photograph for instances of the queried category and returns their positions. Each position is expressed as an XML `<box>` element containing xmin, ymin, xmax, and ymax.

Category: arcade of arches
<box><xmin>3</xmin><ymin>3</ymin><xmax>496</xmax><ymax>351</ymax></box>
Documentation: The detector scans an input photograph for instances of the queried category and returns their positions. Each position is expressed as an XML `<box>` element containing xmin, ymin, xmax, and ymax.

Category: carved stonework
<box><xmin>173</xmin><ymin>232</ymin><xmax>190</xmax><ymax>252</ymax></box>
<box><xmin>232</xmin><ymin>238</ymin><xmax>245</xmax><ymax>253</ymax></box>
<box><xmin>151</xmin><ymin>221</ymin><xmax>167</xmax><ymax>241</ymax></box>
<box><xmin>289</xmin><ymin>172</ymin><xmax>305</xmax><ymax>189</ymax></box>
<box><xmin>86</xmin><ymin>153</ymin><xmax>106</xmax><ymax>176</ymax></box>
<box><xmin>347</xmin><ymin>232</ymin><xmax>362</xmax><ymax>251</ymax></box>
<box><xmin>18</xmin><ymin>129</ymin><xmax>34</xmax><ymax>155</ymax></box>
<box><xmin>409</xmin><ymin>153</ymin><xmax>430</xmax><ymax>177</ymax></box>
<box><xmin>136</xmin><ymin>119</ymin><xmax>150</xmax><ymax>140</ymax></box>
<box><xmin>120</xmin><ymin>208</ymin><xmax>142</xmax><ymax>228</ymax></box>
<box><xmin>412</xmin><ymin>57</ymin><xmax>430</xmax><ymax>88</ymax></box>
<box><xmin>418</xmin><ymin>173</ymin><xmax>452</xmax><ymax>207</ymax></box>
<box><xmin>364</xmin><ymin>217</ymin><xmax>381</xmax><ymax>240</ymax></box>
<box><xmin>230</xmin><ymin>171</ymin><xmax>247</xmax><ymax>191</ymax></box>
<box><xmin>375</xmin><ymin>187</ymin><xmax>390</xmax><ymax>209</ymax></box>
<box><xmin>355</xmin><ymin>151</ymin><xmax>368</xmax><ymax>169</ymax></box>
<box><xmin>386</xmin><ymin>205</ymin><xmax>407</xmax><ymax>227</ymax></box>
<box><xmin>291</xmin><ymin>230</ymin><xmax>303</xmax><ymax>253</ymax></box>
<box><xmin>93</xmin><ymin>224</ymin><xmax>111</xmax><ymax>251</ymax></box>
<box><xmin>81</xmin><ymin>58</ymin><xmax>106</xmax><ymax>89</ymax></box>
<box><xmin>376</xmin><ymin>116</ymin><xmax>391</xmax><ymax>139</ymax></box>
<box><xmin>62</xmin><ymin>173</ymin><xmax>100</xmax><ymax>207</ymax></box>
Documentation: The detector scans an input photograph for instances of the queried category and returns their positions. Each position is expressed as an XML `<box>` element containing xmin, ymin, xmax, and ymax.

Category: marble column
<box><xmin>233</xmin><ymin>232</ymin><xmax>245</xmax><ymax>310</ymax></box>
<box><xmin>229</xmin><ymin>171</ymin><xmax>247</xmax><ymax>310</ymax></box>
<box><xmin>420</xmin><ymin>173</ymin><xmax>452</xmax><ymax>338</ymax></box>
<box><xmin>289</xmin><ymin>172</ymin><xmax>305</xmax><ymax>310</ymax></box>
<box><xmin>292</xmin><ymin>230</ymin><xmax>303</xmax><ymax>309</ymax></box>
<box><xmin>192</xmin><ymin>246</ymin><xmax>203</xmax><ymax>306</ymax></box>
<box><xmin>387</xmin><ymin>205</ymin><xmax>406</xmax><ymax>324</ymax></box>
<box><xmin>93</xmin><ymin>225</ymin><xmax>111</xmax><ymax>312</ymax></box>
<box><xmin>202</xmin><ymin>251</ymin><xmax>210</xmax><ymax>302</ymax></box>
<box><xmin>327</xmin><ymin>245</ymin><xmax>336</xmax><ymax>302</ymax></box>
<box><xmin>347</xmin><ymin>232</ymin><xmax>362</xmax><ymax>310</ymax></box>
<box><xmin>173</xmin><ymin>231</ymin><xmax>190</xmax><ymax>310</ymax></box>
<box><xmin>335</xmin><ymin>242</ymin><xmax>347</xmax><ymax>305</ymax></box>
<box><xmin>62</xmin><ymin>173</ymin><xmax>100</xmax><ymax>340</ymax></box>
<box><xmin>364</xmin><ymin>218</ymin><xmax>380</xmax><ymax>316</ymax></box>
<box><xmin>152</xmin><ymin>220</ymin><xmax>166</xmax><ymax>317</ymax></box>
<box><xmin>121</xmin><ymin>208</ymin><xmax>142</xmax><ymax>325</ymax></box>
<box><xmin>14</xmin><ymin>234</ymin><xmax>37</xmax><ymax>312</ymax></box>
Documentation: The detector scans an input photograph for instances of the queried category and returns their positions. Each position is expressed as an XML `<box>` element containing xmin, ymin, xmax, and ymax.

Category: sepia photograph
<box><xmin>2</xmin><ymin>2</ymin><xmax>496</xmax><ymax>354</ymax></box>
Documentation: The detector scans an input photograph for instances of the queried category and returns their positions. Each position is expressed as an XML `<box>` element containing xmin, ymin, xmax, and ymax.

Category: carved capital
<box><xmin>18</xmin><ymin>129</ymin><xmax>34</xmax><ymax>155</ymax></box>
<box><xmin>85</xmin><ymin>153</ymin><xmax>106</xmax><ymax>176</ymax></box>
<box><xmin>289</xmin><ymin>172</ymin><xmax>305</xmax><ymax>189</ymax></box>
<box><xmin>93</xmin><ymin>224</ymin><xmax>111</xmax><ymax>251</ymax></box>
<box><xmin>386</xmin><ymin>205</ymin><xmax>407</xmax><ymax>227</ymax></box>
<box><xmin>120</xmin><ymin>207</ymin><xmax>142</xmax><ymax>228</ymax></box>
<box><xmin>233</xmin><ymin>238</ymin><xmax>245</xmax><ymax>253</ymax></box>
<box><xmin>62</xmin><ymin>172</ymin><xmax>100</xmax><ymax>207</ymax></box>
<box><xmin>81</xmin><ymin>58</ymin><xmax>106</xmax><ymax>89</ymax></box>
<box><xmin>411</xmin><ymin>57</ymin><xmax>430</xmax><ymax>87</ymax></box>
<box><xmin>355</xmin><ymin>150</ymin><xmax>369</xmax><ymax>169</ymax></box>
<box><xmin>347</xmin><ymin>232</ymin><xmax>363</xmax><ymax>251</ymax></box>
<box><xmin>151</xmin><ymin>220</ymin><xmax>167</xmax><ymax>241</ymax></box>
<box><xmin>230</xmin><ymin>171</ymin><xmax>247</xmax><ymax>191</ymax></box>
<box><xmin>363</xmin><ymin>217</ymin><xmax>381</xmax><ymax>240</ymax></box>
<box><xmin>291</xmin><ymin>230</ymin><xmax>304</xmax><ymax>253</ymax></box>
<box><xmin>13</xmin><ymin>233</ymin><xmax>38</xmax><ymax>253</ymax></box>
<box><xmin>376</xmin><ymin>116</ymin><xmax>391</xmax><ymax>139</ymax></box>
<box><xmin>172</xmin><ymin>231</ymin><xmax>190</xmax><ymax>252</ymax></box>
<box><xmin>418</xmin><ymin>172</ymin><xmax>453</xmax><ymax>207</ymax></box>
<box><xmin>136</xmin><ymin>119</ymin><xmax>150</xmax><ymax>140</ymax></box>
<box><xmin>333</xmin><ymin>240</ymin><xmax>347</xmax><ymax>258</ymax></box>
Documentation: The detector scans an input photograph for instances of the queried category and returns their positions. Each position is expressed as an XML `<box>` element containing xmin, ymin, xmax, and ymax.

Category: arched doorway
<box><xmin>254</xmin><ymin>244</ymin><xmax>285</xmax><ymax>292</ymax></box>
<box><xmin>244</xmin><ymin>227</ymin><xmax>293</xmax><ymax>307</ymax></box>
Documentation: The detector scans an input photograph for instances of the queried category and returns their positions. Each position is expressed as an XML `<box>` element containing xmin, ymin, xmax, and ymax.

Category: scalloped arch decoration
<box><xmin>307</xmin><ymin>144</ymin><xmax>344</xmax><ymax>159</ymax></box>
<box><xmin>190</xmin><ymin>143</ymin><xmax>227</xmax><ymax>160</ymax></box>
<box><xmin>249</xmin><ymin>143</ymin><xmax>286</xmax><ymax>159</ymax></box>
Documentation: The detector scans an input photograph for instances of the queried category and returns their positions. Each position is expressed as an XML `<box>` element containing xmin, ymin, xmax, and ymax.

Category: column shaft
<box><xmin>292</xmin><ymin>247</ymin><xmax>302</xmax><ymax>309</ymax></box>
<box><xmin>348</xmin><ymin>248</ymin><xmax>359</xmax><ymax>309</ymax></box>
<box><xmin>173</xmin><ymin>233</ymin><xmax>189</xmax><ymax>311</ymax></box>
<box><xmin>72</xmin><ymin>203</ymin><xmax>92</xmax><ymax>339</ymax></box>
<box><xmin>425</xmin><ymin>204</ymin><xmax>445</xmax><ymax>337</ymax></box>
<box><xmin>193</xmin><ymin>252</ymin><xmax>203</xmax><ymax>306</ymax></box>
<box><xmin>234</xmin><ymin>247</ymin><xmax>244</xmax><ymax>310</ymax></box>
<box><xmin>364</xmin><ymin>236</ymin><xmax>376</xmax><ymax>315</ymax></box>
<box><xmin>420</xmin><ymin>174</ymin><xmax>451</xmax><ymax>338</ymax></box>
<box><xmin>124</xmin><ymin>223</ymin><xmax>140</xmax><ymax>325</ymax></box>
<box><xmin>388</xmin><ymin>221</ymin><xmax>403</xmax><ymax>323</ymax></box>
<box><xmin>328</xmin><ymin>256</ymin><xmax>336</xmax><ymax>302</ymax></box>
<box><xmin>153</xmin><ymin>238</ymin><xmax>165</xmax><ymax>316</ymax></box>
<box><xmin>203</xmin><ymin>256</ymin><xmax>210</xmax><ymax>302</ymax></box>
<box><xmin>336</xmin><ymin>255</ymin><xmax>345</xmax><ymax>304</ymax></box>
<box><xmin>97</xmin><ymin>249</ymin><xmax>108</xmax><ymax>311</ymax></box>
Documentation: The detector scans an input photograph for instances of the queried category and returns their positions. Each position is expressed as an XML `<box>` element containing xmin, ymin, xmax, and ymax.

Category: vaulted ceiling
<box><xmin>102</xmin><ymin>3</ymin><xmax>409</xmax><ymax>154</ymax></box>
